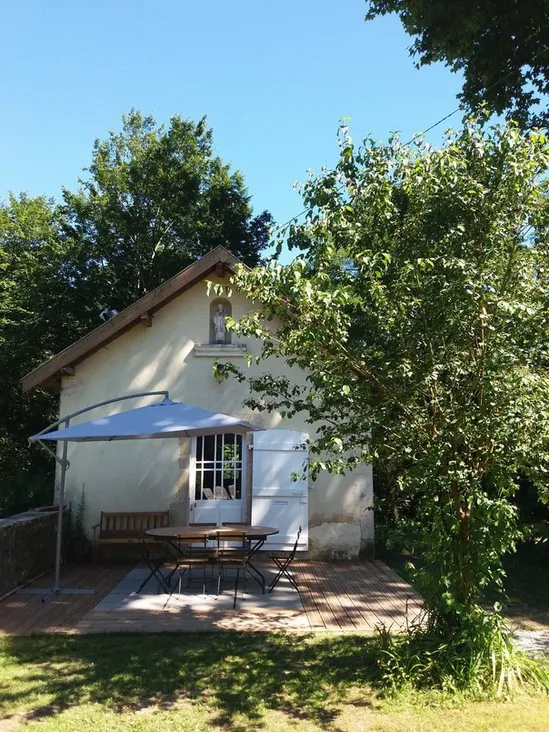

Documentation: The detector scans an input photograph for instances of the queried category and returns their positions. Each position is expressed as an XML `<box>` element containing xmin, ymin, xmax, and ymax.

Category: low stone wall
<box><xmin>0</xmin><ymin>511</ymin><xmax>57</xmax><ymax>598</ymax></box>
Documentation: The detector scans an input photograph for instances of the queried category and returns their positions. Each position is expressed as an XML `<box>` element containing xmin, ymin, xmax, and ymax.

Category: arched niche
<box><xmin>209</xmin><ymin>298</ymin><xmax>232</xmax><ymax>344</ymax></box>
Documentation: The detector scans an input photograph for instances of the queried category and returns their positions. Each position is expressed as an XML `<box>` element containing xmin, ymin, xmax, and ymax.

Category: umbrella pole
<box><xmin>20</xmin><ymin>426</ymin><xmax>96</xmax><ymax>602</ymax></box>
<box><xmin>52</xmin><ymin>438</ymin><xmax>68</xmax><ymax>593</ymax></box>
<box><xmin>22</xmin><ymin>391</ymin><xmax>171</xmax><ymax>601</ymax></box>
<box><xmin>40</xmin><ymin>433</ymin><xmax>94</xmax><ymax>602</ymax></box>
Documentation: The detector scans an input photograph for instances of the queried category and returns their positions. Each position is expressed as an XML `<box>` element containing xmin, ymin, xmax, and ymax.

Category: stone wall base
<box><xmin>308</xmin><ymin>522</ymin><xmax>365</xmax><ymax>559</ymax></box>
<box><xmin>0</xmin><ymin>511</ymin><xmax>57</xmax><ymax>597</ymax></box>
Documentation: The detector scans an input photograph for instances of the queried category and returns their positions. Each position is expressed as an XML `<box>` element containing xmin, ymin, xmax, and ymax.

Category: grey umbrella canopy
<box><xmin>27</xmin><ymin>392</ymin><xmax>261</xmax><ymax>602</ymax></box>
<box><xmin>30</xmin><ymin>398</ymin><xmax>260</xmax><ymax>442</ymax></box>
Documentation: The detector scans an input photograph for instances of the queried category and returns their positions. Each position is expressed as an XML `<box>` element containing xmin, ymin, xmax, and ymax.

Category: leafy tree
<box><xmin>0</xmin><ymin>112</ymin><xmax>272</xmax><ymax>516</ymax></box>
<box><xmin>62</xmin><ymin>110</ymin><xmax>273</xmax><ymax>314</ymax></box>
<box><xmin>365</xmin><ymin>0</ymin><xmax>549</xmax><ymax>127</ymax></box>
<box><xmin>0</xmin><ymin>195</ymin><xmax>81</xmax><ymax>515</ymax></box>
<box><xmin>218</xmin><ymin>122</ymin><xmax>549</xmax><ymax>691</ymax></box>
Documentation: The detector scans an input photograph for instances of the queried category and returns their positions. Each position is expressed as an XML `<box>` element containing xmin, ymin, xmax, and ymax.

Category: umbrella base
<box><xmin>18</xmin><ymin>587</ymin><xmax>95</xmax><ymax>604</ymax></box>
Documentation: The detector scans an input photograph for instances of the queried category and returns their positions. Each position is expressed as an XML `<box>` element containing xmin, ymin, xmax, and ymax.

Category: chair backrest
<box><xmin>216</xmin><ymin>527</ymin><xmax>248</xmax><ymax>550</ymax></box>
<box><xmin>288</xmin><ymin>526</ymin><xmax>302</xmax><ymax>559</ymax></box>
<box><xmin>221</xmin><ymin>522</ymin><xmax>247</xmax><ymax>526</ymax></box>
<box><xmin>189</xmin><ymin>522</ymin><xmax>217</xmax><ymax>527</ymax></box>
<box><xmin>218</xmin><ymin>530</ymin><xmax>247</xmax><ymax>540</ymax></box>
<box><xmin>220</xmin><ymin>524</ymin><xmax>248</xmax><ymax>546</ymax></box>
<box><xmin>183</xmin><ymin>523</ymin><xmax>217</xmax><ymax>546</ymax></box>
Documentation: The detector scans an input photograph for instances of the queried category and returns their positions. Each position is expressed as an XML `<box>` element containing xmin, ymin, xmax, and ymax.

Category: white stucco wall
<box><xmin>56</xmin><ymin>276</ymin><xmax>374</xmax><ymax>558</ymax></box>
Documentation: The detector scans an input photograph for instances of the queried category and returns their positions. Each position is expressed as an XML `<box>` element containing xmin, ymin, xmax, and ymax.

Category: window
<box><xmin>194</xmin><ymin>434</ymin><xmax>243</xmax><ymax>501</ymax></box>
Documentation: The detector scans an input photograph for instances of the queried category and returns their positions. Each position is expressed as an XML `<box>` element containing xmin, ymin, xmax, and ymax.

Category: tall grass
<box><xmin>377</xmin><ymin>607</ymin><xmax>549</xmax><ymax>696</ymax></box>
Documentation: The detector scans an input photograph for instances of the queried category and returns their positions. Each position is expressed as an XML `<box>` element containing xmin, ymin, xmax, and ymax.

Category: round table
<box><xmin>145</xmin><ymin>525</ymin><xmax>279</xmax><ymax>540</ymax></box>
<box><xmin>144</xmin><ymin>525</ymin><xmax>279</xmax><ymax>594</ymax></box>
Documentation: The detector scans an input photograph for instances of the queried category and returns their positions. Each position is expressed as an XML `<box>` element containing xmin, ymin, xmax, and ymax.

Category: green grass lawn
<box><xmin>1</xmin><ymin>632</ymin><xmax>548</xmax><ymax>731</ymax></box>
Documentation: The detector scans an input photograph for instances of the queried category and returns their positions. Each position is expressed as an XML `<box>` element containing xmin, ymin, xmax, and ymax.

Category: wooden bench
<box><xmin>92</xmin><ymin>511</ymin><xmax>170</xmax><ymax>562</ymax></box>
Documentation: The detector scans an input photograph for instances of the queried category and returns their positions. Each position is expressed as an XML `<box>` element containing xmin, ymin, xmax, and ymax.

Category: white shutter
<box><xmin>251</xmin><ymin>429</ymin><xmax>308</xmax><ymax>550</ymax></box>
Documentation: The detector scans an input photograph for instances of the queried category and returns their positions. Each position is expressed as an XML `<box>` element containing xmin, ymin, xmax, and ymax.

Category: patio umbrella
<box><xmin>30</xmin><ymin>398</ymin><xmax>259</xmax><ymax>442</ymax></box>
<box><xmin>26</xmin><ymin>391</ymin><xmax>261</xmax><ymax>601</ymax></box>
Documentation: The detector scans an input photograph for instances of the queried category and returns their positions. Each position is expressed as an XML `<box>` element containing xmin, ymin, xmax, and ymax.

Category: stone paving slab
<box><xmin>74</xmin><ymin>563</ymin><xmax>310</xmax><ymax>633</ymax></box>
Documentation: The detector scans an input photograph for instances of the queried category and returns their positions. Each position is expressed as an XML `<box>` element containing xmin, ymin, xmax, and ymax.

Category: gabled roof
<box><xmin>22</xmin><ymin>246</ymin><xmax>243</xmax><ymax>393</ymax></box>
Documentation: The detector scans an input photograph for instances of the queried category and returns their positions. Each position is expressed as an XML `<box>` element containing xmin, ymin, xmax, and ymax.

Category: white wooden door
<box><xmin>251</xmin><ymin>429</ymin><xmax>309</xmax><ymax>550</ymax></box>
<box><xmin>189</xmin><ymin>433</ymin><xmax>246</xmax><ymax>525</ymax></box>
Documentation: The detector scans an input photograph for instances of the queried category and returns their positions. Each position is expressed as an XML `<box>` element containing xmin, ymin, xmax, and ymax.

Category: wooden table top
<box><xmin>145</xmin><ymin>525</ymin><xmax>279</xmax><ymax>539</ymax></box>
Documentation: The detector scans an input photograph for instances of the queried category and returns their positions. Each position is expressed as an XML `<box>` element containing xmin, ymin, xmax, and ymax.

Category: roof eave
<box><xmin>21</xmin><ymin>246</ymin><xmax>243</xmax><ymax>393</ymax></box>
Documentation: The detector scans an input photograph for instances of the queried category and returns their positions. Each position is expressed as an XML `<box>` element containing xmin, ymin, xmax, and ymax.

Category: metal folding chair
<box><xmin>170</xmin><ymin>554</ymin><xmax>214</xmax><ymax>598</ymax></box>
<box><xmin>137</xmin><ymin>536</ymin><xmax>171</xmax><ymax>594</ymax></box>
<box><xmin>185</xmin><ymin>523</ymin><xmax>217</xmax><ymax>555</ymax></box>
<box><xmin>268</xmin><ymin>526</ymin><xmax>302</xmax><ymax>592</ymax></box>
<box><xmin>173</xmin><ymin>524</ymin><xmax>217</xmax><ymax>594</ymax></box>
<box><xmin>214</xmin><ymin>529</ymin><xmax>251</xmax><ymax>608</ymax></box>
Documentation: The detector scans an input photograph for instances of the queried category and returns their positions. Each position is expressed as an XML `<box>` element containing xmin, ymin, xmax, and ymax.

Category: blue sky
<box><xmin>0</xmin><ymin>0</ymin><xmax>463</xmax><ymax>238</ymax></box>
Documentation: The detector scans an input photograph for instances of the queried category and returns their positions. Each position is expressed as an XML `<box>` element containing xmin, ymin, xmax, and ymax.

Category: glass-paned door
<box><xmin>190</xmin><ymin>433</ymin><xmax>246</xmax><ymax>525</ymax></box>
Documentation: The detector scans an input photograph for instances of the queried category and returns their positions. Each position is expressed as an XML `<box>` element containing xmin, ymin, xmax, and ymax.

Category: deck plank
<box><xmin>295</xmin><ymin>561</ymin><xmax>344</xmax><ymax>630</ymax></box>
<box><xmin>344</xmin><ymin>563</ymin><xmax>409</xmax><ymax>628</ymax></box>
<box><xmin>316</xmin><ymin>562</ymin><xmax>379</xmax><ymax>630</ymax></box>
<box><xmin>310</xmin><ymin>560</ymin><xmax>369</xmax><ymax>630</ymax></box>
<box><xmin>346</xmin><ymin>562</ymin><xmax>423</xmax><ymax>628</ymax></box>
<box><xmin>316</xmin><ymin>561</ymin><xmax>391</xmax><ymax>630</ymax></box>
<box><xmin>292</xmin><ymin>561</ymin><xmax>325</xmax><ymax>628</ymax></box>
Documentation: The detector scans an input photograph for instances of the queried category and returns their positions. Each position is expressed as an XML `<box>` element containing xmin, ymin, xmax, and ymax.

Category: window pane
<box><xmin>195</xmin><ymin>471</ymin><xmax>202</xmax><ymax>501</ymax></box>
<box><xmin>215</xmin><ymin>469</ymin><xmax>223</xmax><ymax>491</ymax></box>
<box><xmin>223</xmin><ymin>435</ymin><xmax>236</xmax><ymax>465</ymax></box>
<box><xmin>204</xmin><ymin>435</ymin><xmax>214</xmax><ymax>461</ymax></box>
<box><xmin>234</xmin><ymin>469</ymin><xmax>242</xmax><ymax>500</ymax></box>
<box><xmin>203</xmin><ymin>469</ymin><xmax>214</xmax><ymax>491</ymax></box>
<box><xmin>222</xmin><ymin>473</ymin><xmax>233</xmax><ymax>500</ymax></box>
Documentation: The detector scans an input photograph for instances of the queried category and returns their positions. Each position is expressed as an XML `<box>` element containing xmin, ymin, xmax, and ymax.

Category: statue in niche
<box><xmin>212</xmin><ymin>303</ymin><xmax>226</xmax><ymax>343</ymax></box>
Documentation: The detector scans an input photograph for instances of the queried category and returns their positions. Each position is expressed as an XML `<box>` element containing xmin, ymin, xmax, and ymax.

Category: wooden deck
<box><xmin>294</xmin><ymin>560</ymin><xmax>423</xmax><ymax>631</ymax></box>
<box><xmin>0</xmin><ymin>564</ymin><xmax>129</xmax><ymax>635</ymax></box>
<box><xmin>0</xmin><ymin>560</ymin><xmax>422</xmax><ymax>635</ymax></box>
